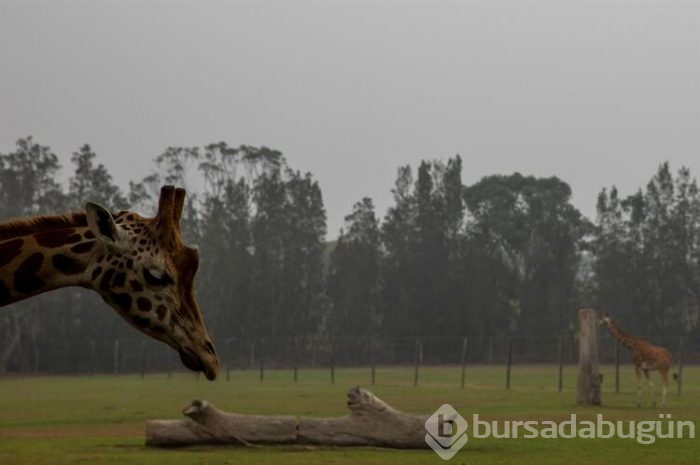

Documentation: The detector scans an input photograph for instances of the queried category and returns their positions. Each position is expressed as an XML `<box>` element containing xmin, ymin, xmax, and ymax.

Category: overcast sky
<box><xmin>1</xmin><ymin>0</ymin><xmax>698</xmax><ymax>238</ymax></box>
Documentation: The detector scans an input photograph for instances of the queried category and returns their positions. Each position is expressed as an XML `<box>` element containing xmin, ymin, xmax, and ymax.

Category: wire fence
<box><xmin>7</xmin><ymin>333</ymin><xmax>699</xmax><ymax>392</ymax></box>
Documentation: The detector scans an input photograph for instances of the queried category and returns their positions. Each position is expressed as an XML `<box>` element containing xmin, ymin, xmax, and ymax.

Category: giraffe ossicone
<box><xmin>0</xmin><ymin>185</ymin><xmax>219</xmax><ymax>380</ymax></box>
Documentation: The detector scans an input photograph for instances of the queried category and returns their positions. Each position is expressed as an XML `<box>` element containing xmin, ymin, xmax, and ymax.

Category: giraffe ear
<box><xmin>85</xmin><ymin>203</ymin><xmax>124</xmax><ymax>245</ymax></box>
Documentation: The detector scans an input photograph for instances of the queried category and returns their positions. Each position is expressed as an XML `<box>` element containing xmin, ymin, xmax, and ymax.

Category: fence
<box><xmin>6</xmin><ymin>333</ymin><xmax>698</xmax><ymax>391</ymax></box>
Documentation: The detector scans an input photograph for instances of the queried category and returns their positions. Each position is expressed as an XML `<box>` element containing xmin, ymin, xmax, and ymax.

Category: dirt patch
<box><xmin>0</xmin><ymin>423</ymin><xmax>143</xmax><ymax>438</ymax></box>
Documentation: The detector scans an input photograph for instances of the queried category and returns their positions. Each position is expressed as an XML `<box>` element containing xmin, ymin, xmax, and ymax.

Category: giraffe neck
<box><xmin>0</xmin><ymin>213</ymin><xmax>102</xmax><ymax>306</ymax></box>
<box><xmin>606</xmin><ymin>320</ymin><xmax>639</xmax><ymax>350</ymax></box>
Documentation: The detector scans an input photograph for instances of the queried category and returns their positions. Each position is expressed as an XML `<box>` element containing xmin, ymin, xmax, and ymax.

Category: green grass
<box><xmin>1</xmin><ymin>365</ymin><xmax>698</xmax><ymax>464</ymax></box>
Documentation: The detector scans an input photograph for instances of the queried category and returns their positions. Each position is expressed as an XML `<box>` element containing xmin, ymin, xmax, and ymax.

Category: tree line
<box><xmin>0</xmin><ymin>137</ymin><xmax>698</xmax><ymax>371</ymax></box>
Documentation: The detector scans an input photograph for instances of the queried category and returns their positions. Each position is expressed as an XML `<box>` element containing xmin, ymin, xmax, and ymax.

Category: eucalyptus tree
<box><xmin>68</xmin><ymin>144</ymin><xmax>127</xmax><ymax>210</ymax></box>
<box><xmin>594</xmin><ymin>163</ymin><xmax>700</xmax><ymax>336</ymax></box>
<box><xmin>464</xmin><ymin>174</ymin><xmax>588</xmax><ymax>342</ymax></box>
<box><xmin>0</xmin><ymin>137</ymin><xmax>66</xmax><ymax>371</ymax></box>
<box><xmin>328</xmin><ymin>198</ymin><xmax>382</xmax><ymax>344</ymax></box>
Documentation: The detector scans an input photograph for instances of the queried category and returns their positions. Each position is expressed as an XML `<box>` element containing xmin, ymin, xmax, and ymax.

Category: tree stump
<box><xmin>146</xmin><ymin>386</ymin><xmax>430</xmax><ymax>448</ymax></box>
<box><xmin>576</xmin><ymin>308</ymin><xmax>602</xmax><ymax>405</ymax></box>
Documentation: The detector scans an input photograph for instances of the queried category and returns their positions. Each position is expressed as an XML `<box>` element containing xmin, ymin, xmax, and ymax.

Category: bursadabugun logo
<box><xmin>426</xmin><ymin>405</ymin><xmax>695</xmax><ymax>460</ymax></box>
<box><xmin>424</xmin><ymin>404</ymin><xmax>469</xmax><ymax>460</ymax></box>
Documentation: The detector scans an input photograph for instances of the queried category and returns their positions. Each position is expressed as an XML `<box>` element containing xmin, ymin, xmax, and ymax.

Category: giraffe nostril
<box><xmin>204</xmin><ymin>340</ymin><xmax>216</xmax><ymax>356</ymax></box>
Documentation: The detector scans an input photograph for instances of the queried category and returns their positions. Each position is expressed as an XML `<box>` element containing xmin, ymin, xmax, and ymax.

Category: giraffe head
<box><xmin>85</xmin><ymin>186</ymin><xmax>219</xmax><ymax>380</ymax></box>
<box><xmin>597</xmin><ymin>313</ymin><xmax>612</xmax><ymax>327</ymax></box>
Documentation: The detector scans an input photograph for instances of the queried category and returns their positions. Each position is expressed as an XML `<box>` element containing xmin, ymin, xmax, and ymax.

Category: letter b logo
<box><xmin>425</xmin><ymin>405</ymin><xmax>468</xmax><ymax>460</ymax></box>
<box><xmin>438</xmin><ymin>414</ymin><xmax>458</xmax><ymax>438</ymax></box>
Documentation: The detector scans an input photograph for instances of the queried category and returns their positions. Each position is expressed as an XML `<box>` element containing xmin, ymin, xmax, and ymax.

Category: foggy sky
<box><xmin>1</xmin><ymin>0</ymin><xmax>698</xmax><ymax>238</ymax></box>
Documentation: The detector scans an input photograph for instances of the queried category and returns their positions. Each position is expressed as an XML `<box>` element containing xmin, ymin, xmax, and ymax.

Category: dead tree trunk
<box><xmin>146</xmin><ymin>387</ymin><xmax>429</xmax><ymax>448</ymax></box>
<box><xmin>577</xmin><ymin>308</ymin><xmax>602</xmax><ymax>405</ymax></box>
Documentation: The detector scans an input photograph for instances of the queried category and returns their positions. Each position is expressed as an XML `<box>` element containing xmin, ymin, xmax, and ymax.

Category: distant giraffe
<box><xmin>599</xmin><ymin>315</ymin><xmax>673</xmax><ymax>407</ymax></box>
<box><xmin>0</xmin><ymin>186</ymin><xmax>219</xmax><ymax>379</ymax></box>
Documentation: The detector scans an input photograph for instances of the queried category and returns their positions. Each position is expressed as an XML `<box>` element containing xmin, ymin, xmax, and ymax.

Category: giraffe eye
<box><xmin>143</xmin><ymin>267</ymin><xmax>173</xmax><ymax>287</ymax></box>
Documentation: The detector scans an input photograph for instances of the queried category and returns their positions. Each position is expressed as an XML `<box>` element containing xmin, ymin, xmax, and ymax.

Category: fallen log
<box><xmin>146</xmin><ymin>386</ymin><xmax>430</xmax><ymax>448</ymax></box>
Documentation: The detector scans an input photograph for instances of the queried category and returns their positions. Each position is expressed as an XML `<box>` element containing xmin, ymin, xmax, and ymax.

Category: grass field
<box><xmin>1</xmin><ymin>364</ymin><xmax>698</xmax><ymax>464</ymax></box>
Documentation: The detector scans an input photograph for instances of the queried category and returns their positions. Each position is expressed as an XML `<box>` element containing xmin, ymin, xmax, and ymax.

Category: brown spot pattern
<box><xmin>109</xmin><ymin>292</ymin><xmax>132</xmax><ymax>312</ymax></box>
<box><xmin>52</xmin><ymin>254</ymin><xmax>87</xmax><ymax>275</ymax></box>
<box><xmin>113</xmin><ymin>272</ymin><xmax>126</xmax><ymax>288</ymax></box>
<box><xmin>136</xmin><ymin>297</ymin><xmax>152</xmax><ymax>312</ymax></box>
<box><xmin>99</xmin><ymin>269</ymin><xmax>115</xmax><ymax>292</ymax></box>
<box><xmin>156</xmin><ymin>305</ymin><xmax>167</xmax><ymax>320</ymax></box>
<box><xmin>132</xmin><ymin>315</ymin><xmax>150</xmax><ymax>328</ymax></box>
<box><xmin>0</xmin><ymin>279</ymin><xmax>10</xmax><ymax>305</ymax></box>
<box><xmin>34</xmin><ymin>229</ymin><xmax>82</xmax><ymax>248</ymax></box>
<box><xmin>0</xmin><ymin>238</ymin><xmax>23</xmax><ymax>267</ymax></box>
<box><xmin>70</xmin><ymin>241</ymin><xmax>96</xmax><ymax>254</ymax></box>
<box><xmin>150</xmin><ymin>325</ymin><xmax>164</xmax><ymax>334</ymax></box>
<box><xmin>14</xmin><ymin>253</ymin><xmax>45</xmax><ymax>294</ymax></box>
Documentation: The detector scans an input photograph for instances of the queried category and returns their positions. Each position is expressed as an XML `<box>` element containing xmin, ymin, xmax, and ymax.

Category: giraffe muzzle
<box><xmin>179</xmin><ymin>347</ymin><xmax>218</xmax><ymax>380</ymax></box>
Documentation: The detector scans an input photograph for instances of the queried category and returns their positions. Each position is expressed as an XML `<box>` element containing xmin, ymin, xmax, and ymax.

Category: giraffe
<box><xmin>598</xmin><ymin>315</ymin><xmax>673</xmax><ymax>407</ymax></box>
<box><xmin>0</xmin><ymin>185</ymin><xmax>219</xmax><ymax>380</ymax></box>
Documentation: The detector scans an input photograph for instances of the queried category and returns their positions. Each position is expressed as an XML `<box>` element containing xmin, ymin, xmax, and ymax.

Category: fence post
<box><xmin>370</xmin><ymin>338</ymin><xmax>376</xmax><ymax>386</ymax></box>
<box><xmin>293</xmin><ymin>337</ymin><xmax>299</xmax><ymax>383</ymax></box>
<box><xmin>330</xmin><ymin>339</ymin><xmax>336</xmax><ymax>384</ymax></box>
<box><xmin>226</xmin><ymin>339</ymin><xmax>232</xmax><ymax>382</ymax></box>
<box><xmin>557</xmin><ymin>336</ymin><xmax>563</xmax><ymax>392</ymax></box>
<box><xmin>615</xmin><ymin>341</ymin><xmax>620</xmax><ymax>394</ymax></box>
<box><xmin>113</xmin><ymin>339</ymin><xmax>119</xmax><ymax>376</ymax></box>
<box><xmin>259</xmin><ymin>338</ymin><xmax>264</xmax><ymax>382</ymax></box>
<box><xmin>140</xmin><ymin>339</ymin><xmax>146</xmax><ymax>379</ymax></box>
<box><xmin>677</xmin><ymin>337</ymin><xmax>685</xmax><ymax>397</ymax></box>
<box><xmin>250</xmin><ymin>341</ymin><xmax>255</xmax><ymax>370</ymax></box>
<box><xmin>460</xmin><ymin>337</ymin><xmax>468</xmax><ymax>389</ymax></box>
<box><xmin>414</xmin><ymin>338</ymin><xmax>422</xmax><ymax>387</ymax></box>
<box><xmin>505</xmin><ymin>337</ymin><xmax>513</xmax><ymax>390</ymax></box>
<box><xmin>34</xmin><ymin>345</ymin><xmax>40</xmax><ymax>373</ymax></box>
<box><xmin>91</xmin><ymin>339</ymin><xmax>97</xmax><ymax>376</ymax></box>
<box><xmin>63</xmin><ymin>340</ymin><xmax>70</xmax><ymax>374</ymax></box>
